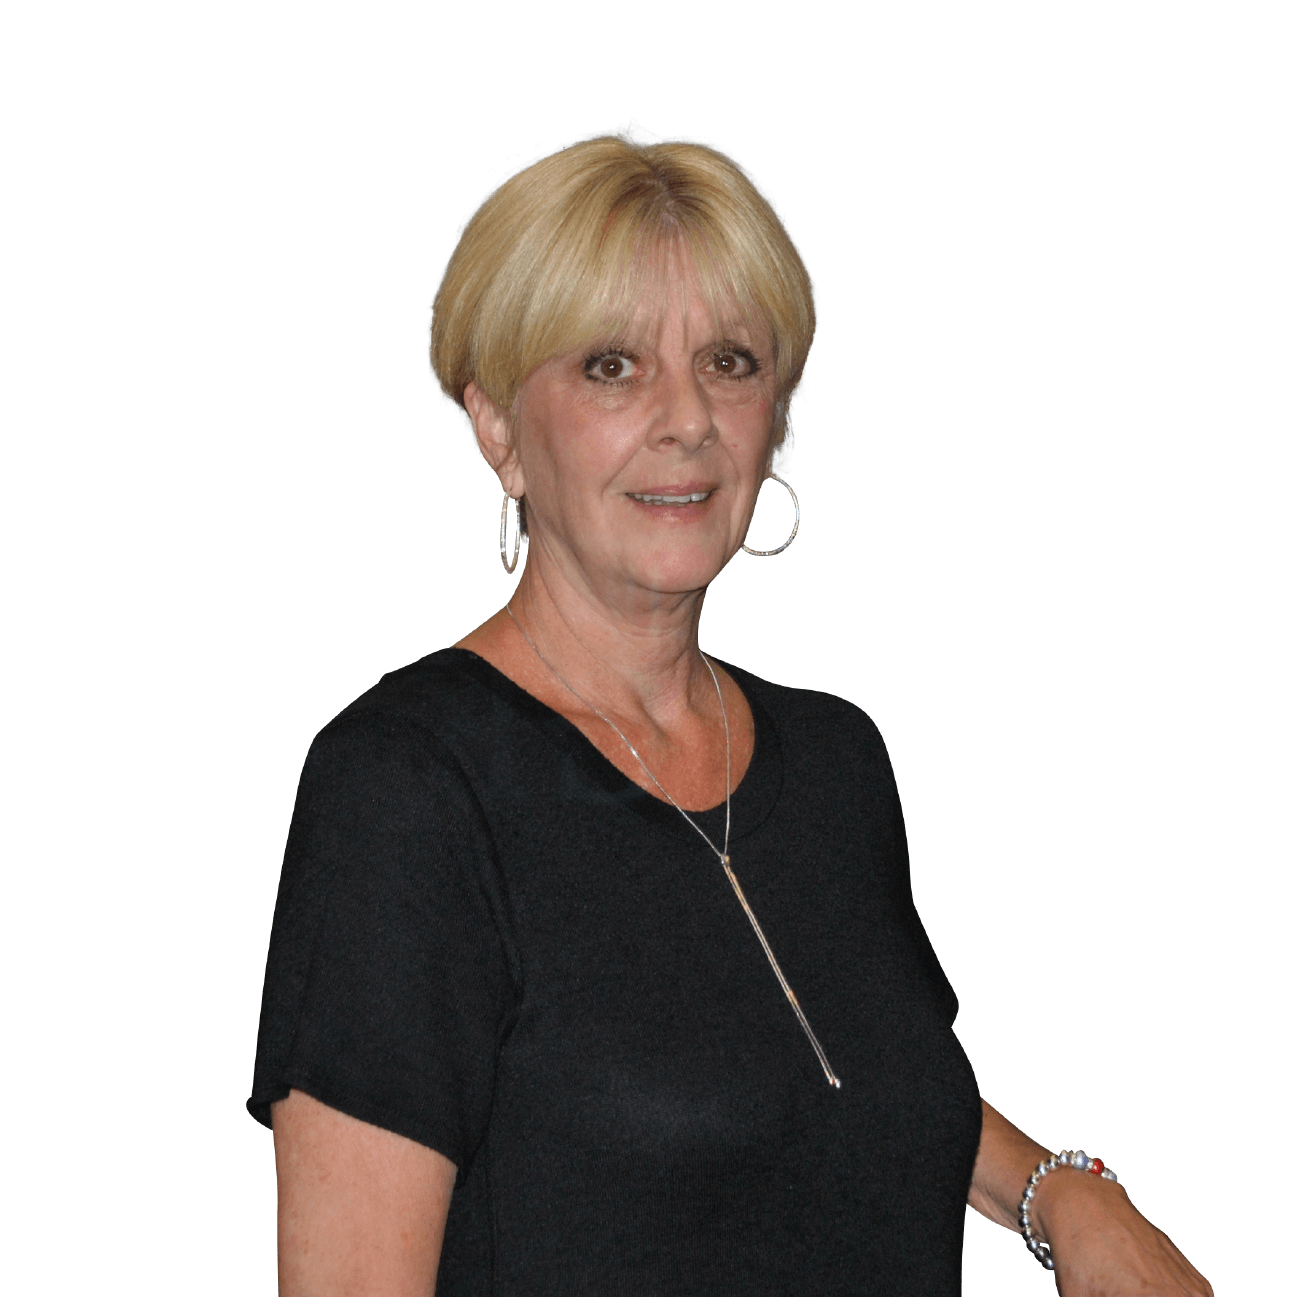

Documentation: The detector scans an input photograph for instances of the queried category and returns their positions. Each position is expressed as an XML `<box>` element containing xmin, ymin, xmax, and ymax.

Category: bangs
<box><xmin>513</xmin><ymin>229</ymin><xmax>770</xmax><ymax>375</ymax></box>
<box><xmin>432</xmin><ymin>137</ymin><xmax>814</xmax><ymax>445</ymax></box>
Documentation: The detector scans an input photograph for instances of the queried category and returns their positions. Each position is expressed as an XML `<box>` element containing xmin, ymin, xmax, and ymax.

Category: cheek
<box><xmin>527</xmin><ymin>401</ymin><xmax>642</xmax><ymax>507</ymax></box>
<box><xmin>562</xmin><ymin>417</ymin><xmax>642</xmax><ymax>487</ymax></box>
<box><xmin>723</xmin><ymin>392</ymin><xmax>778</xmax><ymax>461</ymax></box>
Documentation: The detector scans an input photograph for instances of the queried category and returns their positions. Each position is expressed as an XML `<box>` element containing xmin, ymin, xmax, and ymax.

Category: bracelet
<box><xmin>1018</xmin><ymin>1149</ymin><xmax>1119</xmax><ymax>1270</ymax></box>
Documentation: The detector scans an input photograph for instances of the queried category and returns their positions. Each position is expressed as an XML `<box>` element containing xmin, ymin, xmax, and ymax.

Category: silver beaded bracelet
<box><xmin>1019</xmin><ymin>1149</ymin><xmax>1119</xmax><ymax>1270</ymax></box>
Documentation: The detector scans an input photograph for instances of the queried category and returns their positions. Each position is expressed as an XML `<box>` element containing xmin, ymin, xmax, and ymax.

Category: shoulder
<box><xmin>721</xmin><ymin>661</ymin><xmax>888</xmax><ymax>754</ymax></box>
<box><xmin>719</xmin><ymin>661</ymin><xmax>902</xmax><ymax>811</ymax></box>
<box><xmin>306</xmin><ymin>648</ymin><xmax>512</xmax><ymax>759</ymax></box>
<box><xmin>282</xmin><ymin>652</ymin><xmax>517</xmax><ymax>910</ymax></box>
<box><xmin>289</xmin><ymin>649</ymin><xmax>522</xmax><ymax>818</ymax></box>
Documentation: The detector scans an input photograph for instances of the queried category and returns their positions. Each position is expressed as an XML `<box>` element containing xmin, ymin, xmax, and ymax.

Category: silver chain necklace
<box><xmin>505</xmin><ymin>604</ymin><xmax>841</xmax><ymax>1089</ymax></box>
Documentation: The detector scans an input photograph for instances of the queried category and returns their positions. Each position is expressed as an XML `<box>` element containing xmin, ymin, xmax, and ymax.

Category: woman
<box><xmin>249</xmin><ymin>136</ymin><xmax>1210</xmax><ymax>1295</ymax></box>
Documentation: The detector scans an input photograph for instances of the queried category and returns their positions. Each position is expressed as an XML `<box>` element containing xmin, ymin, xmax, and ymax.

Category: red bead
<box><xmin>1089</xmin><ymin>1158</ymin><xmax>1104</xmax><ymax>1175</ymax></box>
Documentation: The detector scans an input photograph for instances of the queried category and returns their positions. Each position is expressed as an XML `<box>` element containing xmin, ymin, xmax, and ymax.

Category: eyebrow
<box><xmin>574</xmin><ymin>325</ymin><xmax>767</xmax><ymax>363</ymax></box>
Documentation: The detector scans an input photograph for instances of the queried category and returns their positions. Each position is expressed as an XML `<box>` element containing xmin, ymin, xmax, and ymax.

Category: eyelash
<box><xmin>710</xmin><ymin>345</ymin><xmax>761</xmax><ymax>379</ymax></box>
<box><xmin>582</xmin><ymin>344</ymin><xmax>639</xmax><ymax>387</ymax></box>
<box><xmin>583</xmin><ymin>343</ymin><xmax>762</xmax><ymax>386</ymax></box>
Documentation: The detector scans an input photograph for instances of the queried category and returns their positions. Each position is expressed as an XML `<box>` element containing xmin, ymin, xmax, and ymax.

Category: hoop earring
<box><xmin>500</xmin><ymin>493</ymin><xmax>523</xmax><ymax>574</ymax></box>
<box><xmin>741</xmin><ymin>474</ymin><xmax>799</xmax><ymax>556</ymax></box>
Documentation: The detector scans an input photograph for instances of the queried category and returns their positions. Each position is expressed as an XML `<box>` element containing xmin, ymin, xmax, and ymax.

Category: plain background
<box><xmin>3</xmin><ymin>1</ymin><xmax>1290</xmax><ymax>1292</ymax></box>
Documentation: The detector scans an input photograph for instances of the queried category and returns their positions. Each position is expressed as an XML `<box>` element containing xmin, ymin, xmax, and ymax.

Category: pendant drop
<box><xmin>719</xmin><ymin>853</ymin><xmax>841</xmax><ymax>1088</ymax></box>
<box><xmin>502</xmin><ymin>614</ymin><xmax>839</xmax><ymax>1086</ymax></box>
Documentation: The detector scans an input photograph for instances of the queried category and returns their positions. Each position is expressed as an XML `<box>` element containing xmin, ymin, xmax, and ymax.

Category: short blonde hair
<box><xmin>430</xmin><ymin>135</ymin><xmax>814</xmax><ymax>447</ymax></box>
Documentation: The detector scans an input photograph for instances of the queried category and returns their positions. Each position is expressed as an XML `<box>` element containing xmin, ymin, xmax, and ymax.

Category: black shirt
<box><xmin>249</xmin><ymin>649</ymin><xmax>981</xmax><ymax>1295</ymax></box>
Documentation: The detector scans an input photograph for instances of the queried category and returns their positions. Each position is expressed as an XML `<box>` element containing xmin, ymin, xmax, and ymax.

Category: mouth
<box><xmin>626</xmin><ymin>489</ymin><xmax>715</xmax><ymax>507</ymax></box>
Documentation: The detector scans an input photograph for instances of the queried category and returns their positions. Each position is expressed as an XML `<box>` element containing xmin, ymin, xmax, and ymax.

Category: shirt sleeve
<box><xmin>247</xmin><ymin>707</ymin><xmax>519</xmax><ymax>1169</ymax></box>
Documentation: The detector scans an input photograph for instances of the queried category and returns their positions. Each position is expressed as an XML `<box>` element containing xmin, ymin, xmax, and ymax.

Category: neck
<box><xmin>506</xmin><ymin>546</ymin><xmax>712</xmax><ymax>728</ymax></box>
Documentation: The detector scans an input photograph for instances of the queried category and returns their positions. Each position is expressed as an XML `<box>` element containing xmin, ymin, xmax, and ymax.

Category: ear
<box><xmin>464</xmin><ymin>382</ymin><xmax>526</xmax><ymax>499</ymax></box>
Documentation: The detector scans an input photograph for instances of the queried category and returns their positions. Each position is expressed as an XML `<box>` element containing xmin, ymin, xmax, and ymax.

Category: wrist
<box><xmin>1019</xmin><ymin>1150</ymin><xmax>1124</xmax><ymax>1269</ymax></box>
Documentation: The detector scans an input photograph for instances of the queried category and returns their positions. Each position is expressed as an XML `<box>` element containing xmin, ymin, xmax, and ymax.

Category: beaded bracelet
<box><xmin>1019</xmin><ymin>1149</ymin><xmax>1120</xmax><ymax>1270</ymax></box>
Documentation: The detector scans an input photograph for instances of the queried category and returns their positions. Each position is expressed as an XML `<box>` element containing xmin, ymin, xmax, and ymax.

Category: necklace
<box><xmin>505</xmin><ymin>604</ymin><xmax>841</xmax><ymax>1089</ymax></box>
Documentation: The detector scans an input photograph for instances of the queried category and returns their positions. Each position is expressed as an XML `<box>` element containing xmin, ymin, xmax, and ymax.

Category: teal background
<box><xmin>3</xmin><ymin>3</ymin><xmax>1286</xmax><ymax>1291</ymax></box>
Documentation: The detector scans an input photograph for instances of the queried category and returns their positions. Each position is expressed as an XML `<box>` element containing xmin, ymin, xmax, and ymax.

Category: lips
<box><xmin>626</xmin><ymin>489</ymin><xmax>714</xmax><ymax>506</ymax></box>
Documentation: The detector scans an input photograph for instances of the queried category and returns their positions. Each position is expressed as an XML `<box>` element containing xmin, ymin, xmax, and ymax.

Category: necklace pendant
<box><xmin>503</xmin><ymin>605</ymin><xmax>840</xmax><ymax>1087</ymax></box>
<box><xmin>718</xmin><ymin>852</ymin><xmax>842</xmax><ymax>1090</ymax></box>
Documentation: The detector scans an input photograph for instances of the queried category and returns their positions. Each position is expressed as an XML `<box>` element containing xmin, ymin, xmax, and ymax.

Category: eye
<box><xmin>584</xmin><ymin>350</ymin><xmax>641</xmax><ymax>384</ymax></box>
<box><xmin>708</xmin><ymin>347</ymin><xmax>760</xmax><ymax>379</ymax></box>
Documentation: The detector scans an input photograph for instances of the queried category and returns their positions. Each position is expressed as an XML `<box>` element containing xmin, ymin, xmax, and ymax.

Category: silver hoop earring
<box><xmin>741</xmin><ymin>474</ymin><xmax>799</xmax><ymax>556</ymax></box>
<box><xmin>500</xmin><ymin>493</ymin><xmax>523</xmax><ymax>574</ymax></box>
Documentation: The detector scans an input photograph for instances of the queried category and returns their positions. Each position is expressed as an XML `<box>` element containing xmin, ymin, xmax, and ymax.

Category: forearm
<box><xmin>969</xmin><ymin>1099</ymin><xmax>1212</xmax><ymax>1294</ymax></box>
<box><xmin>967</xmin><ymin>1100</ymin><xmax>1053</xmax><ymax>1232</ymax></box>
<box><xmin>968</xmin><ymin>1100</ymin><xmax>1131</xmax><ymax>1247</ymax></box>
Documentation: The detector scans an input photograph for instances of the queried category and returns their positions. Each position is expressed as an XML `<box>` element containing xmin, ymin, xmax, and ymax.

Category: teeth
<box><xmin>629</xmin><ymin>491</ymin><xmax>711</xmax><ymax>505</ymax></box>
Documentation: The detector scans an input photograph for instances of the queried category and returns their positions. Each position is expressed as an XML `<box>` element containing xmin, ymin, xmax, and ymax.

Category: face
<box><xmin>477</xmin><ymin>248</ymin><xmax>778</xmax><ymax>607</ymax></box>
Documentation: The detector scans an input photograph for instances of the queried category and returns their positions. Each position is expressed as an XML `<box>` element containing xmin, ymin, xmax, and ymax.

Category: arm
<box><xmin>273</xmin><ymin>1089</ymin><xmax>457</xmax><ymax>1297</ymax></box>
<box><xmin>970</xmin><ymin>1101</ymin><xmax>1212</xmax><ymax>1296</ymax></box>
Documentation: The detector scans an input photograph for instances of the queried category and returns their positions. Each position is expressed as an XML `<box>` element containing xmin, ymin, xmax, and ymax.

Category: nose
<box><xmin>652</xmin><ymin>364</ymin><xmax>716</xmax><ymax>454</ymax></box>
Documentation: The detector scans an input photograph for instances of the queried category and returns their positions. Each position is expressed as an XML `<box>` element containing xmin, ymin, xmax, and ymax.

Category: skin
<box><xmin>972</xmin><ymin>1104</ymin><xmax>1213</xmax><ymax>1296</ymax></box>
<box><xmin>273</xmin><ymin>244</ymin><xmax>1212</xmax><ymax>1295</ymax></box>
<box><xmin>461</xmin><ymin>244</ymin><xmax>771</xmax><ymax>806</ymax></box>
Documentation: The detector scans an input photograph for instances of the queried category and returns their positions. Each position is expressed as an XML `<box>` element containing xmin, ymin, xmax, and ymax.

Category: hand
<box><xmin>1034</xmin><ymin>1170</ymin><xmax>1213</xmax><ymax>1297</ymax></box>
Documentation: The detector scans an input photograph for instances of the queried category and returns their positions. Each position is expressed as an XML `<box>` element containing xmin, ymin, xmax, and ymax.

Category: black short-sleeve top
<box><xmin>249</xmin><ymin>649</ymin><xmax>981</xmax><ymax>1295</ymax></box>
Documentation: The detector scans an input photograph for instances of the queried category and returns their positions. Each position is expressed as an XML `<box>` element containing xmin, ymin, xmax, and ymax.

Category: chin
<box><xmin>627</xmin><ymin>546</ymin><xmax>728</xmax><ymax>595</ymax></box>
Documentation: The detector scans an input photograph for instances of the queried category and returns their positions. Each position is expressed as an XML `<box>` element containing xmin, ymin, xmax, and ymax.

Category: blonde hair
<box><xmin>430</xmin><ymin>136</ymin><xmax>814</xmax><ymax>447</ymax></box>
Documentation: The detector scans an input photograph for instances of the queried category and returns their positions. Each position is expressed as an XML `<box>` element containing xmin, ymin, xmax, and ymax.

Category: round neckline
<box><xmin>440</xmin><ymin>646</ymin><xmax>784</xmax><ymax>846</ymax></box>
